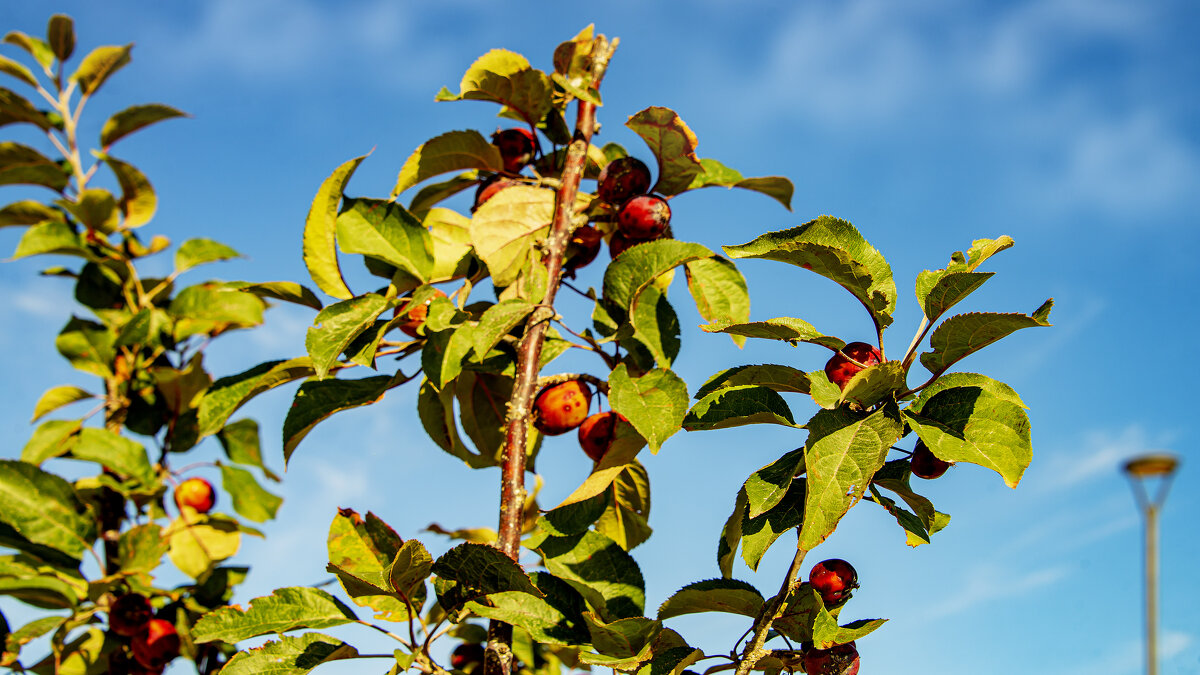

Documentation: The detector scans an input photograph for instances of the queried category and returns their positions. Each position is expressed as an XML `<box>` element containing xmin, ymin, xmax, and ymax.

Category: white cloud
<box><xmin>1036</xmin><ymin>424</ymin><xmax>1179</xmax><ymax>494</ymax></box>
<box><xmin>915</xmin><ymin>561</ymin><xmax>1070</xmax><ymax>621</ymax></box>
<box><xmin>1056</xmin><ymin>629</ymin><xmax>1194</xmax><ymax>675</ymax></box>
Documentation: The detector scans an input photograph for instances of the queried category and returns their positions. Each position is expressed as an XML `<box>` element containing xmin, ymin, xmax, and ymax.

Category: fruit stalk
<box><xmin>485</xmin><ymin>34</ymin><xmax>618</xmax><ymax>675</ymax></box>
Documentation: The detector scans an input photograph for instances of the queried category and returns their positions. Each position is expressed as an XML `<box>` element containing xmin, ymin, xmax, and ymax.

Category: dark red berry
<box><xmin>809</xmin><ymin>558</ymin><xmax>858</xmax><ymax>605</ymax></box>
<box><xmin>450</xmin><ymin>643</ymin><xmax>485</xmax><ymax>671</ymax></box>
<box><xmin>109</xmin><ymin>593</ymin><xmax>154</xmax><ymax>637</ymax></box>
<box><xmin>131</xmin><ymin>619</ymin><xmax>179</xmax><ymax>669</ymax></box>
<box><xmin>597</xmin><ymin>157</ymin><xmax>652</xmax><ymax>204</ymax></box>
<box><xmin>492</xmin><ymin>128</ymin><xmax>537</xmax><ymax>174</ymax></box>
<box><xmin>474</xmin><ymin>176</ymin><xmax>518</xmax><ymax>211</ymax></box>
<box><xmin>617</xmin><ymin>194</ymin><xmax>671</xmax><ymax>240</ymax></box>
<box><xmin>565</xmin><ymin>225</ymin><xmax>603</xmax><ymax>271</ymax></box>
<box><xmin>910</xmin><ymin>439</ymin><xmax>952</xmax><ymax>479</ymax></box>
<box><xmin>801</xmin><ymin>641</ymin><xmax>860</xmax><ymax>675</ymax></box>
<box><xmin>577</xmin><ymin>411</ymin><xmax>626</xmax><ymax>462</ymax></box>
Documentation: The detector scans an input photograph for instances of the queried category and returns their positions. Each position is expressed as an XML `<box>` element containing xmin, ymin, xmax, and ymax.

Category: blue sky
<box><xmin>2</xmin><ymin>2</ymin><xmax>1198</xmax><ymax>674</ymax></box>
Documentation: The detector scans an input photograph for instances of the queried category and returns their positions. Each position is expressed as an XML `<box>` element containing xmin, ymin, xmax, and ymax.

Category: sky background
<box><xmin>2</xmin><ymin>1</ymin><xmax>1198</xmax><ymax>674</ymax></box>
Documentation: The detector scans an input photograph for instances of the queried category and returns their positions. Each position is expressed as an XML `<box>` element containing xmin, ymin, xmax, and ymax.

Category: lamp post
<box><xmin>1122</xmin><ymin>453</ymin><xmax>1179</xmax><ymax>675</ymax></box>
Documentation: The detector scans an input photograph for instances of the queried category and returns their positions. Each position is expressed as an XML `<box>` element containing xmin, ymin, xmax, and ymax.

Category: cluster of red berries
<box><xmin>473</xmin><ymin>126</ymin><xmax>539</xmax><ymax>212</ymax></box>
<box><xmin>531</xmin><ymin>379</ymin><xmax>626</xmax><ymax>463</ymax></box>
<box><xmin>597</xmin><ymin>157</ymin><xmax>670</xmax><ymax>259</ymax></box>
<box><xmin>803</xmin><ymin>559</ymin><xmax>861</xmax><ymax>674</ymax></box>
<box><xmin>107</xmin><ymin>594</ymin><xmax>180</xmax><ymax>674</ymax></box>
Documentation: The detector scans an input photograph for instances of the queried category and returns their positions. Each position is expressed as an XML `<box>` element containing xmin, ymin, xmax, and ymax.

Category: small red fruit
<box><xmin>617</xmin><ymin>194</ymin><xmax>671</xmax><ymax>240</ymax></box>
<box><xmin>109</xmin><ymin>593</ymin><xmax>154</xmax><ymax>637</ymax></box>
<box><xmin>395</xmin><ymin>288</ymin><xmax>448</xmax><ymax>338</ymax></box>
<box><xmin>800</xmin><ymin>642</ymin><xmax>860</xmax><ymax>675</ymax></box>
<box><xmin>492</xmin><ymin>128</ymin><xmax>537</xmax><ymax>174</ymax></box>
<box><xmin>174</xmin><ymin>478</ymin><xmax>215</xmax><ymax>513</ymax></box>
<box><xmin>597</xmin><ymin>157</ymin><xmax>652</xmax><ymax>204</ymax></box>
<box><xmin>473</xmin><ymin>176</ymin><xmax>518</xmax><ymax>211</ymax></box>
<box><xmin>131</xmin><ymin>619</ymin><xmax>180</xmax><ymax>669</ymax></box>
<box><xmin>809</xmin><ymin>558</ymin><xmax>858</xmax><ymax>605</ymax></box>
<box><xmin>910</xmin><ymin>439</ymin><xmax>952</xmax><ymax>479</ymax></box>
<box><xmin>565</xmin><ymin>225</ymin><xmax>603</xmax><ymax>271</ymax></box>
<box><xmin>577</xmin><ymin>411</ymin><xmax>626</xmax><ymax>462</ymax></box>
<box><xmin>450</xmin><ymin>643</ymin><xmax>485</xmax><ymax>671</ymax></box>
<box><xmin>533</xmin><ymin>380</ymin><xmax>592</xmax><ymax>436</ymax></box>
<box><xmin>823</xmin><ymin>342</ymin><xmax>882</xmax><ymax>391</ymax></box>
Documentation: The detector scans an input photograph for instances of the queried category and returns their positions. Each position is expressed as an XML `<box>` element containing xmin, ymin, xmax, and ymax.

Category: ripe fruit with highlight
<box><xmin>174</xmin><ymin>478</ymin><xmax>215</xmax><ymax>513</ymax></box>
<box><xmin>450</xmin><ymin>643</ymin><xmax>485</xmax><ymax>671</ymax></box>
<box><xmin>492</xmin><ymin>128</ymin><xmax>537</xmax><ymax>173</ymax></box>
<box><xmin>910</xmin><ymin>439</ymin><xmax>952</xmax><ymax>479</ymax></box>
<box><xmin>565</xmin><ymin>225</ymin><xmax>603</xmax><ymax>271</ymax></box>
<box><xmin>473</xmin><ymin>176</ymin><xmax>517</xmax><ymax>211</ymax></box>
<box><xmin>533</xmin><ymin>380</ymin><xmax>592</xmax><ymax>436</ymax></box>
<box><xmin>131</xmin><ymin>619</ymin><xmax>180</xmax><ymax>669</ymax></box>
<box><xmin>800</xmin><ymin>641</ymin><xmax>860</xmax><ymax>675</ymax></box>
<box><xmin>577</xmin><ymin>411</ymin><xmax>626</xmax><ymax>462</ymax></box>
<box><xmin>109</xmin><ymin>593</ymin><xmax>154</xmax><ymax>637</ymax></box>
<box><xmin>617</xmin><ymin>194</ymin><xmax>671</xmax><ymax>240</ymax></box>
<box><xmin>809</xmin><ymin>558</ymin><xmax>858</xmax><ymax>605</ymax></box>
<box><xmin>823</xmin><ymin>342</ymin><xmax>882</xmax><ymax>391</ymax></box>
<box><xmin>597</xmin><ymin>157</ymin><xmax>652</xmax><ymax>204</ymax></box>
<box><xmin>395</xmin><ymin>289</ymin><xmax>448</xmax><ymax>338</ymax></box>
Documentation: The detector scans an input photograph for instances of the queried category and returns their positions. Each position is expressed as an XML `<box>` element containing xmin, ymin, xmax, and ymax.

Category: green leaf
<box><xmin>47</xmin><ymin>15</ymin><xmax>74</xmax><ymax>61</ymax></box>
<box><xmin>192</xmin><ymin>588</ymin><xmax>357</xmax><ymax>643</ymax></box>
<box><xmin>104</xmin><ymin>156</ymin><xmax>156</xmax><ymax>228</ymax></box>
<box><xmin>70</xmin><ymin>44</ymin><xmax>131</xmax><ymax>95</ymax></box>
<box><xmin>799</xmin><ymin>402</ymin><xmax>904</xmax><ymax>550</ymax></box>
<box><xmin>431</xmin><ymin>542</ymin><xmax>542</xmax><ymax>612</ymax></box>
<box><xmin>626</xmin><ymin>107</ymin><xmax>703</xmax><ymax>197</ymax></box>
<box><xmin>683</xmin><ymin>385</ymin><xmax>797</xmax><ymax>431</ymax></box>
<box><xmin>628</xmin><ymin>284</ymin><xmax>681</xmax><ymax>367</ymax></box>
<box><xmin>744</xmin><ymin>448</ymin><xmax>806</xmax><ymax>519</ymax></box>
<box><xmin>117</xmin><ymin>523</ymin><xmax>167</xmax><ymax>574</ymax></box>
<box><xmin>13</xmin><ymin>220</ymin><xmax>85</xmax><ymax>259</ymax></box>
<box><xmin>837</xmin><ymin>360</ymin><xmax>907</xmax><ymax>409</ymax></box>
<box><xmin>167</xmin><ymin>514</ymin><xmax>241</xmax><ymax>579</ymax></box>
<box><xmin>305</xmin><ymin>294</ymin><xmax>388</xmax><ymax>379</ymax></box>
<box><xmin>465</xmin><ymin>572</ymin><xmax>590</xmax><ymax>645</ymax></box>
<box><xmin>608</xmin><ymin>365</ymin><xmax>688</xmax><ymax>454</ymax></box>
<box><xmin>219</xmin><ymin>464</ymin><xmax>281</xmax><ymax>523</ymax></box>
<box><xmin>387</xmin><ymin>539</ymin><xmax>434</xmax><ymax>597</ymax></box>
<box><xmin>808</xmin><ymin>369</ymin><xmax>842</xmax><ymax>410</ymax></box>
<box><xmin>603</xmin><ymin>239</ymin><xmax>713</xmax><ymax>313</ymax></box>
<box><xmin>920</xmin><ymin>300</ymin><xmax>1054</xmax><ymax>375</ymax></box>
<box><xmin>657</xmin><ymin>578</ymin><xmax>764</xmax><ymax>620</ymax></box>
<box><xmin>169</xmin><ymin>283</ymin><xmax>265</xmax><ymax>330</ymax></box>
<box><xmin>71</xmin><ymin>428</ymin><xmax>155</xmax><ymax>490</ymax></box>
<box><xmin>472</xmin><ymin>299</ymin><xmax>534</xmax><ymax>360</ymax></box>
<box><xmin>455</xmin><ymin>372</ymin><xmax>515</xmax><ymax>467</ymax></box>
<box><xmin>175</xmin><ymin>238</ymin><xmax>241</xmax><ymax>273</ymax></box>
<box><xmin>867</xmin><ymin>481</ymin><xmax>949</xmax><ymax>547</ymax></box>
<box><xmin>57</xmin><ymin>189</ymin><xmax>118</xmax><ymax>233</ymax></box>
<box><xmin>218</xmin><ymin>419</ymin><xmax>279</xmax><ymax>481</ymax></box>
<box><xmin>0</xmin><ymin>460</ymin><xmax>95</xmax><ymax>562</ymax></box>
<box><xmin>392</xmin><ymin>130</ymin><xmax>502</xmax><ymax>197</ymax></box>
<box><xmin>740</xmin><ymin>479</ymin><xmax>805</xmax><ymax>571</ymax></box>
<box><xmin>197</xmin><ymin>358</ymin><xmax>316</xmax><ymax>438</ymax></box>
<box><xmin>436</xmin><ymin>49</ymin><xmax>554</xmax><ymax>126</ymax></box>
<box><xmin>283</xmin><ymin>373</ymin><xmax>408</xmax><ymax>465</ymax></box>
<box><xmin>540</xmin><ymin>492</ymin><xmax>610</xmax><ymax>537</ymax></box>
<box><xmin>695</xmin><ymin>364</ymin><xmax>811</xmax><ymax>399</ymax></box>
<box><xmin>915</xmin><ymin>237</ymin><xmax>1014</xmax><ymax>320</ymax></box>
<box><xmin>700</xmin><ymin>316</ymin><xmax>845</xmax><ymax>351</ymax></box>
<box><xmin>99</xmin><ymin>103</ymin><xmax>187</xmax><ymax>148</ymax></box>
<box><xmin>774</xmin><ymin>585</ymin><xmax>887</xmax><ymax>648</ymax></box>
<box><xmin>325</xmin><ymin>509</ymin><xmax>424</xmax><ymax>621</ymax></box>
<box><xmin>223</xmin><ymin>281</ymin><xmax>323</xmax><ymax>310</ymax></box>
<box><xmin>717</xmin><ymin>490</ymin><xmax>748</xmax><ymax>578</ymax></box>
<box><xmin>0</xmin><ymin>54</ymin><xmax>39</xmax><ymax>88</ymax></box>
<box><xmin>219</xmin><ymin>633</ymin><xmax>358</xmax><ymax>675</ymax></box>
<box><xmin>4</xmin><ymin>615</ymin><xmax>66</xmax><ymax>666</ymax></box>
<box><xmin>685</xmin><ymin>158</ymin><xmax>794</xmax><ymax>210</ymax></box>
<box><xmin>417</xmin><ymin>379</ymin><xmax>493</xmax><ymax>468</ymax></box>
<box><xmin>336</xmin><ymin>198</ymin><xmax>434</xmax><ymax>280</ymax></box>
<box><xmin>725</xmin><ymin>216</ymin><xmax>897</xmax><ymax>331</ymax></box>
<box><xmin>552</xmin><ymin>421</ymin><xmax>646</xmax><ymax>510</ymax></box>
<box><xmin>0</xmin><ymin>200</ymin><xmax>61</xmax><ymax>227</ymax></box>
<box><xmin>684</xmin><ymin>257</ymin><xmax>750</xmax><ymax>347</ymax></box>
<box><xmin>469</xmin><ymin>185</ymin><xmax>564</xmax><ymax>287</ymax></box>
<box><xmin>0</xmin><ymin>87</ymin><xmax>52</xmax><ymax>132</ymax></box>
<box><xmin>2</xmin><ymin>32</ymin><xmax>54</xmax><ymax>70</ymax></box>
<box><xmin>0</xmin><ymin>560</ymin><xmax>79</xmax><ymax>609</ymax></box>
<box><xmin>30</xmin><ymin>385</ymin><xmax>94</xmax><ymax>422</ymax></box>
<box><xmin>595</xmin><ymin>461</ymin><xmax>653</xmax><ymax>551</ymax></box>
<box><xmin>55</xmin><ymin>317</ymin><xmax>114</xmax><ymax>378</ymax></box>
<box><xmin>304</xmin><ymin>156</ymin><xmax>366</xmax><ymax>300</ymax></box>
<box><xmin>583</xmin><ymin>613</ymin><xmax>661</xmax><ymax>658</ymax></box>
<box><xmin>905</xmin><ymin>372</ymin><xmax>1032</xmax><ymax>488</ymax></box>
<box><xmin>20</xmin><ymin>420</ymin><xmax>81</xmax><ymax>465</ymax></box>
<box><xmin>409</xmin><ymin>174</ymin><xmax>480</xmax><ymax>219</ymax></box>
<box><xmin>527</xmin><ymin>530</ymin><xmax>645</xmax><ymax>621</ymax></box>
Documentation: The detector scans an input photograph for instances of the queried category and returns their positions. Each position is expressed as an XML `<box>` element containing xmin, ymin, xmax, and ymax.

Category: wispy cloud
<box><xmin>914</xmin><ymin>561</ymin><xmax>1071</xmax><ymax>621</ymax></box>
<box><xmin>1035</xmin><ymin>424</ymin><xmax>1179</xmax><ymax>494</ymax></box>
<box><xmin>1056</xmin><ymin>629</ymin><xmax>1194</xmax><ymax>675</ymax></box>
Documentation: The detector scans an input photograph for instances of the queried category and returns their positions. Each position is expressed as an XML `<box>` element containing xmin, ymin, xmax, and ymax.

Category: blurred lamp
<box><xmin>1122</xmin><ymin>453</ymin><xmax>1179</xmax><ymax>675</ymax></box>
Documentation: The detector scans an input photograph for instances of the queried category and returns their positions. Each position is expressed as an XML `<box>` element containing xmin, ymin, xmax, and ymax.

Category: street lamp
<box><xmin>1122</xmin><ymin>453</ymin><xmax>1180</xmax><ymax>675</ymax></box>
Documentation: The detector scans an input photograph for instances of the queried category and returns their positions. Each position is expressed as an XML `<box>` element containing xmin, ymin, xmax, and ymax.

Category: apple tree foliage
<box><xmin>0</xmin><ymin>19</ymin><xmax>1051</xmax><ymax>675</ymax></box>
<box><xmin>0</xmin><ymin>16</ymin><xmax>294</xmax><ymax>674</ymax></box>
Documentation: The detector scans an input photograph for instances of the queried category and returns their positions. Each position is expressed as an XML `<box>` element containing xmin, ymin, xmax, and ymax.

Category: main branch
<box><xmin>485</xmin><ymin>35</ymin><xmax>618</xmax><ymax>675</ymax></box>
